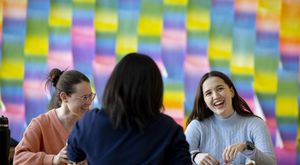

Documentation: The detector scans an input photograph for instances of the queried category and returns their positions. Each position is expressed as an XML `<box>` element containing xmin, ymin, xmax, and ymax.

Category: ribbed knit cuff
<box><xmin>43</xmin><ymin>154</ymin><xmax>55</xmax><ymax>165</ymax></box>
<box><xmin>241</xmin><ymin>148</ymin><xmax>256</xmax><ymax>161</ymax></box>
<box><xmin>191</xmin><ymin>150</ymin><xmax>201</xmax><ymax>164</ymax></box>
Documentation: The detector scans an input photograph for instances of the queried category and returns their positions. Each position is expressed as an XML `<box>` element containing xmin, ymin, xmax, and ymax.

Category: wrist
<box><xmin>245</xmin><ymin>141</ymin><xmax>255</xmax><ymax>151</ymax></box>
<box><xmin>242</xmin><ymin>143</ymin><xmax>247</xmax><ymax>151</ymax></box>
<box><xmin>44</xmin><ymin>154</ymin><xmax>55</xmax><ymax>165</ymax></box>
<box><xmin>192</xmin><ymin>152</ymin><xmax>201</xmax><ymax>163</ymax></box>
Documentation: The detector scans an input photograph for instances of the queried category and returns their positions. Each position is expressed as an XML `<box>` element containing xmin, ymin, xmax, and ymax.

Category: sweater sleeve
<box><xmin>185</xmin><ymin>120</ymin><xmax>201</xmax><ymax>152</ymax></box>
<box><xmin>67</xmin><ymin>115</ymin><xmax>86</xmax><ymax>162</ymax></box>
<box><xmin>13</xmin><ymin>119</ymin><xmax>55</xmax><ymax>165</ymax></box>
<box><xmin>165</xmin><ymin>124</ymin><xmax>192</xmax><ymax>165</ymax></box>
<box><xmin>241</xmin><ymin>118</ymin><xmax>276</xmax><ymax>165</ymax></box>
<box><xmin>185</xmin><ymin>120</ymin><xmax>202</xmax><ymax>164</ymax></box>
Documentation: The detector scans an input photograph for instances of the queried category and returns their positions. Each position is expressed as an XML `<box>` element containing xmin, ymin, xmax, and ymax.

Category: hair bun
<box><xmin>48</xmin><ymin>68</ymin><xmax>64</xmax><ymax>87</ymax></box>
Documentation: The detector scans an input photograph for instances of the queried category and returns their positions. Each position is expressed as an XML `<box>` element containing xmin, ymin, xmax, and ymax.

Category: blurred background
<box><xmin>0</xmin><ymin>0</ymin><xmax>299</xmax><ymax>164</ymax></box>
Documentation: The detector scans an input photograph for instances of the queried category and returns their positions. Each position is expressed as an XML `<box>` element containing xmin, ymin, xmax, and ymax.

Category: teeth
<box><xmin>214</xmin><ymin>100</ymin><xmax>224</xmax><ymax>106</ymax></box>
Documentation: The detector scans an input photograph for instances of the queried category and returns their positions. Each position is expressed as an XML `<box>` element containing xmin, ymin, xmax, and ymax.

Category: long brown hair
<box><xmin>187</xmin><ymin>71</ymin><xmax>255</xmax><ymax>125</ymax></box>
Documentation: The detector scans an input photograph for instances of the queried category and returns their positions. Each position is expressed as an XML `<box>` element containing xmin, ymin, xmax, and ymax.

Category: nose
<box><xmin>83</xmin><ymin>98</ymin><xmax>93</xmax><ymax>106</ymax></box>
<box><xmin>86</xmin><ymin>98</ymin><xmax>93</xmax><ymax>105</ymax></box>
<box><xmin>212</xmin><ymin>91</ymin><xmax>220</xmax><ymax>98</ymax></box>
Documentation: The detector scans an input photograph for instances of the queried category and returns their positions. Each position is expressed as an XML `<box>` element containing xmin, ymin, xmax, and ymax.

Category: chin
<box><xmin>215</xmin><ymin>109</ymin><xmax>225</xmax><ymax>114</ymax></box>
<box><xmin>216</xmin><ymin>110</ymin><xmax>227</xmax><ymax>117</ymax></box>
<box><xmin>82</xmin><ymin>105</ymin><xmax>92</xmax><ymax>110</ymax></box>
<box><xmin>81</xmin><ymin>108</ymin><xmax>89</xmax><ymax>112</ymax></box>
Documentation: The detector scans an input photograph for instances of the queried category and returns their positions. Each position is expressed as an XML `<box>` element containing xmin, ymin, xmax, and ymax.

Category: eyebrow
<box><xmin>204</xmin><ymin>89</ymin><xmax>211</xmax><ymax>95</ymax></box>
<box><xmin>81</xmin><ymin>93</ymin><xmax>93</xmax><ymax>97</ymax></box>
<box><xmin>204</xmin><ymin>84</ymin><xmax>224</xmax><ymax>94</ymax></box>
<box><xmin>216</xmin><ymin>85</ymin><xmax>224</xmax><ymax>88</ymax></box>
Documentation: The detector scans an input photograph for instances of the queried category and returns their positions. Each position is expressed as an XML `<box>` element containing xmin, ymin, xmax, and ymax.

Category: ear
<box><xmin>59</xmin><ymin>92</ymin><xmax>68</xmax><ymax>103</ymax></box>
<box><xmin>230</xmin><ymin>87</ymin><xmax>235</xmax><ymax>98</ymax></box>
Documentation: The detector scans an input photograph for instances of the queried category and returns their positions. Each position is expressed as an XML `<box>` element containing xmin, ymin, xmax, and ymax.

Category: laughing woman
<box><xmin>14</xmin><ymin>68</ymin><xmax>94</xmax><ymax>165</ymax></box>
<box><xmin>185</xmin><ymin>71</ymin><xmax>275</xmax><ymax>165</ymax></box>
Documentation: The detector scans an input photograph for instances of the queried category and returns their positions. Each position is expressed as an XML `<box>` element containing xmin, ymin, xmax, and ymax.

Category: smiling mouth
<box><xmin>81</xmin><ymin>107</ymin><xmax>90</xmax><ymax>111</ymax></box>
<box><xmin>214</xmin><ymin>100</ymin><xmax>224</xmax><ymax>106</ymax></box>
<box><xmin>213</xmin><ymin>100</ymin><xmax>225</xmax><ymax>109</ymax></box>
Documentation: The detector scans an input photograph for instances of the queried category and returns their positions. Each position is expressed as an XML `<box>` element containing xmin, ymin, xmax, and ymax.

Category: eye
<box><xmin>217</xmin><ymin>87</ymin><xmax>224</xmax><ymax>92</ymax></box>
<box><xmin>205</xmin><ymin>92</ymin><xmax>211</xmax><ymax>96</ymax></box>
<box><xmin>81</xmin><ymin>95</ymin><xmax>89</xmax><ymax>101</ymax></box>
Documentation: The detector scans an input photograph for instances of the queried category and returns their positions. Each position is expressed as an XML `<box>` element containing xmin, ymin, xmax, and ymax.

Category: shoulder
<box><xmin>153</xmin><ymin>113</ymin><xmax>183</xmax><ymax>131</ymax></box>
<box><xmin>29</xmin><ymin>110</ymin><xmax>54</xmax><ymax>128</ymax></box>
<box><xmin>185</xmin><ymin>118</ymin><xmax>212</xmax><ymax>137</ymax></box>
<box><xmin>242</xmin><ymin>115</ymin><xmax>265</xmax><ymax>125</ymax></box>
<box><xmin>70</xmin><ymin>108</ymin><xmax>107</xmax><ymax>137</ymax></box>
<box><xmin>83</xmin><ymin>108</ymin><xmax>106</xmax><ymax>119</ymax></box>
<box><xmin>22</xmin><ymin>110</ymin><xmax>54</xmax><ymax>136</ymax></box>
<box><xmin>239</xmin><ymin>115</ymin><xmax>267</xmax><ymax>130</ymax></box>
<box><xmin>159</xmin><ymin>113</ymin><xmax>176</xmax><ymax>123</ymax></box>
<box><xmin>34</xmin><ymin>110</ymin><xmax>53</xmax><ymax>120</ymax></box>
<box><xmin>79</xmin><ymin>108</ymin><xmax>109</xmax><ymax>125</ymax></box>
<box><xmin>186</xmin><ymin>118</ymin><xmax>211</xmax><ymax>130</ymax></box>
<box><xmin>157</xmin><ymin>113</ymin><xmax>178</xmax><ymax>126</ymax></box>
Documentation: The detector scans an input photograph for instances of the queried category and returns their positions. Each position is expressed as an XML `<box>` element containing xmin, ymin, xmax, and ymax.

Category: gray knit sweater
<box><xmin>185</xmin><ymin>112</ymin><xmax>276</xmax><ymax>165</ymax></box>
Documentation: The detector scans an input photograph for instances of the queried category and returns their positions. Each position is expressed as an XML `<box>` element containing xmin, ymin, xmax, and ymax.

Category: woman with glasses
<box><xmin>14</xmin><ymin>68</ymin><xmax>94</xmax><ymax>165</ymax></box>
<box><xmin>67</xmin><ymin>53</ymin><xmax>192</xmax><ymax>165</ymax></box>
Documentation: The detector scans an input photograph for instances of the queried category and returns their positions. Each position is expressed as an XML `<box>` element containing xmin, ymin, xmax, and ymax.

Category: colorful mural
<box><xmin>0</xmin><ymin>0</ymin><xmax>299</xmax><ymax>164</ymax></box>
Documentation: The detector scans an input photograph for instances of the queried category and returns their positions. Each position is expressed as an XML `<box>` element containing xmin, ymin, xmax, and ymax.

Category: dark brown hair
<box><xmin>102</xmin><ymin>52</ymin><xmax>163</xmax><ymax>130</ymax></box>
<box><xmin>46</xmin><ymin>68</ymin><xmax>90</xmax><ymax>110</ymax></box>
<box><xmin>187</xmin><ymin>71</ymin><xmax>255</xmax><ymax>125</ymax></box>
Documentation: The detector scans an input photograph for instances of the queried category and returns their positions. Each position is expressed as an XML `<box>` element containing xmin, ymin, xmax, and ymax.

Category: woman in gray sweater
<box><xmin>185</xmin><ymin>71</ymin><xmax>275</xmax><ymax>165</ymax></box>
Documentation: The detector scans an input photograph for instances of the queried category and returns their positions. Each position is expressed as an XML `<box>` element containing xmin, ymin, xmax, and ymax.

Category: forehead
<box><xmin>73</xmin><ymin>81</ymin><xmax>91</xmax><ymax>94</ymax></box>
<box><xmin>202</xmin><ymin>76</ymin><xmax>227</xmax><ymax>91</ymax></box>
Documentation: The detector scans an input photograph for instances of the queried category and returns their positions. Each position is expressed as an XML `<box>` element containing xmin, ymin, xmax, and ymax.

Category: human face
<box><xmin>202</xmin><ymin>76</ymin><xmax>234</xmax><ymax>118</ymax></box>
<box><xmin>66</xmin><ymin>81</ymin><xmax>94</xmax><ymax>118</ymax></box>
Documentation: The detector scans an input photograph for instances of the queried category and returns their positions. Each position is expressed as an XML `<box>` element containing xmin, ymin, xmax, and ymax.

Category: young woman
<box><xmin>67</xmin><ymin>53</ymin><xmax>192</xmax><ymax>165</ymax></box>
<box><xmin>14</xmin><ymin>68</ymin><xmax>94</xmax><ymax>165</ymax></box>
<box><xmin>185</xmin><ymin>71</ymin><xmax>275</xmax><ymax>165</ymax></box>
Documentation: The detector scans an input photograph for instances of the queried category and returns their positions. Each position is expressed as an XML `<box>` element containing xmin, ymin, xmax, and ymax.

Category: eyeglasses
<box><xmin>76</xmin><ymin>93</ymin><xmax>96</xmax><ymax>103</ymax></box>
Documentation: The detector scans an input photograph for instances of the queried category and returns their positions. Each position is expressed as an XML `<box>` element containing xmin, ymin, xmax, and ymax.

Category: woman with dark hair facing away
<box><xmin>185</xmin><ymin>71</ymin><xmax>275</xmax><ymax>165</ymax></box>
<box><xmin>14</xmin><ymin>68</ymin><xmax>94</xmax><ymax>165</ymax></box>
<box><xmin>67</xmin><ymin>52</ymin><xmax>192</xmax><ymax>165</ymax></box>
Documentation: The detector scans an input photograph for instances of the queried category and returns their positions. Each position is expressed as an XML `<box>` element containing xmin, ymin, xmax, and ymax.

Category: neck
<box><xmin>212</xmin><ymin>111</ymin><xmax>239</xmax><ymax>127</ymax></box>
<box><xmin>55</xmin><ymin>107</ymin><xmax>80</xmax><ymax>133</ymax></box>
<box><xmin>222</xmin><ymin>109</ymin><xmax>235</xmax><ymax>119</ymax></box>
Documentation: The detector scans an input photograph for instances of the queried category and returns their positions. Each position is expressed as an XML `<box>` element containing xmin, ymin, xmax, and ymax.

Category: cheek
<box><xmin>203</xmin><ymin>97</ymin><xmax>211</xmax><ymax>105</ymax></box>
<box><xmin>224</xmin><ymin>90</ymin><xmax>233</xmax><ymax>98</ymax></box>
<box><xmin>69</xmin><ymin>101</ymin><xmax>82</xmax><ymax>108</ymax></box>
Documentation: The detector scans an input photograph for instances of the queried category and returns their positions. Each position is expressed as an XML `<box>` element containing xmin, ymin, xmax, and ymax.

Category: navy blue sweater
<box><xmin>67</xmin><ymin>108</ymin><xmax>192</xmax><ymax>165</ymax></box>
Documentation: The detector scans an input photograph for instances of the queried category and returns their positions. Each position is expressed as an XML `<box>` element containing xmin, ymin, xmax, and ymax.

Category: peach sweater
<box><xmin>14</xmin><ymin>109</ymin><xmax>68</xmax><ymax>165</ymax></box>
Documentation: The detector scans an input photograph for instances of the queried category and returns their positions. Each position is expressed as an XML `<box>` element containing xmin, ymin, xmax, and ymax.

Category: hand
<box><xmin>68</xmin><ymin>160</ymin><xmax>87</xmax><ymax>165</ymax></box>
<box><xmin>77</xmin><ymin>160</ymin><xmax>88</xmax><ymax>165</ymax></box>
<box><xmin>53</xmin><ymin>146</ymin><xmax>68</xmax><ymax>165</ymax></box>
<box><xmin>194</xmin><ymin>153</ymin><xmax>219</xmax><ymax>165</ymax></box>
<box><xmin>222</xmin><ymin>143</ymin><xmax>246</xmax><ymax>163</ymax></box>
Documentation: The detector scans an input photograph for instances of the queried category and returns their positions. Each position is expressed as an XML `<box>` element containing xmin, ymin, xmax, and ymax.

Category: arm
<box><xmin>185</xmin><ymin>120</ymin><xmax>201</xmax><ymax>153</ymax></box>
<box><xmin>165</xmin><ymin>125</ymin><xmax>192</xmax><ymax>165</ymax></box>
<box><xmin>67</xmin><ymin>119</ymin><xmax>86</xmax><ymax>163</ymax></box>
<box><xmin>13</xmin><ymin>120</ymin><xmax>54</xmax><ymax>165</ymax></box>
<box><xmin>241</xmin><ymin>118</ymin><xmax>276</xmax><ymax>165</ymax></box>
<box><xmin>185</xmin><ymin>120</ymin><xmax>218</xmax><ymax>165</ymax></box>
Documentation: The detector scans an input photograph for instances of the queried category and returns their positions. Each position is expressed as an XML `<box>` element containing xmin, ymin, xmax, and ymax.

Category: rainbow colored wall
<box><xmin>0</xmin><ymin>0</ymin><xmax>299</xmax><ymax>164</ymax></box>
